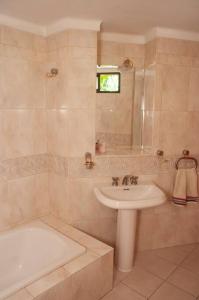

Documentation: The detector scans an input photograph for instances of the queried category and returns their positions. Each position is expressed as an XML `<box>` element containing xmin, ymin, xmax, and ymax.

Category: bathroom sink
<box><xmin>94</xmin><ymin>184</ymin><xmax>166</xmax><ymax>272</ymax></box>
<box><xmin>94</xmin><ymin>184</ymin><xmax>166</xmax><ymax>210</ymax></box>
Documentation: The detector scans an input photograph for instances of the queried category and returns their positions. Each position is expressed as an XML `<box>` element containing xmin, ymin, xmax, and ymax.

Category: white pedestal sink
<box><xmin>94</xmin><ymin>184</ymin><xmax>166</xmax><ymax>272</ymax></box>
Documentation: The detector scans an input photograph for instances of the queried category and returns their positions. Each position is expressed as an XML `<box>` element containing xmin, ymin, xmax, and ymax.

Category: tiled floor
<box><xmin>101</xmin><ymin>243</ymin><xmax>199</xmax><ymax>300</ymax></box>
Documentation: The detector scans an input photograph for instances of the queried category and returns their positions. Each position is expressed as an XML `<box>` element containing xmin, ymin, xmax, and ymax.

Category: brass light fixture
<box><xmin>47</xmin><ymin>68</ymin><xmax>59</xmax><ymax>78</ymax></box>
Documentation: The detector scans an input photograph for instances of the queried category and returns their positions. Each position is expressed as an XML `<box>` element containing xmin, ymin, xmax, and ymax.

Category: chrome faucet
<box><xmin>122</xmin><ymin>175</ymin><xmax>139</xmax><ymax>185</ymax></box>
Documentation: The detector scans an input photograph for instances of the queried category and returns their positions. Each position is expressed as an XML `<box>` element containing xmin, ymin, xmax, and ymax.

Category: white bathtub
<box><xmin>0</xmin><ymin>221</ymin><xmax>86</xmax><ymax>299</ymax></box>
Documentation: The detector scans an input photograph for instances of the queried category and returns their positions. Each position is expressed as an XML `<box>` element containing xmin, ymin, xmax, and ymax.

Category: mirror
<box><xmin>95</xmin><ymin>63</ymin><xmax>151</xmax><ymax>155</ymax></box>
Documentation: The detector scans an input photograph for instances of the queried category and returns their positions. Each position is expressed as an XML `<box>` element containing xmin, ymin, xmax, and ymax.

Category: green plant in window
<box><xmin>98</xmin><ymin>73</ymin><xmax>120</xmax><ymax>93</ymax></box>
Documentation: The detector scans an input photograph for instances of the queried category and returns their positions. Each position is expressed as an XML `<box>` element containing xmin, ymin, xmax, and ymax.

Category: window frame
<box><xmin>96</xmin><ymin>72</ymin><xmax>121</xmax><ymax>93</ymax></box>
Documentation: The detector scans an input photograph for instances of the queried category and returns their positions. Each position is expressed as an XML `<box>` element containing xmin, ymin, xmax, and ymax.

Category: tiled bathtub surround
<box><xmin>4</xmin><ymin>215</ymin><xmax>113</xmax><ymax>300</ymax></box>
<box><xmin>0</xmin><ymin>154</ymin><xmax>49</xmax><ymax>233</ymax></box>
<box><xmin>0</xmin><ymin>25</ymin><xmax>48</xmax><ymax>232</ymax></box>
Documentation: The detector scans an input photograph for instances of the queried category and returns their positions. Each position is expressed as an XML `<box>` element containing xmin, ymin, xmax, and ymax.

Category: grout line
<box><xmin>121</xmin><ymin>244</ymin><xmax>199</xmax><ymax>299</ymax></box>
<box><xmin>121</xmin><ymin>281</ymin><xmax>149</xmax><ymax>299</ymax></box>
<box><xmin>148</xmin><ymin>280</ymin><xmax>166</xmax><ymax>299</ymax></box>
<box><xmin>134</xmin><ymin>257</ymin><xmax>178</xmax><ymax>281</ymax></box>
<box><xmin>178</xmin><ymin>243</ymin><xmax>199</xmax><ymax>267</ymax></box>
<box><xmin>148</xmin><ymin>244</ymin><xmax>197</xmax><ymax>266</ymax></box>
<box><xmin>164</xmin><ymin>280</ymin><xmax>198</xmax><ymax>298</ymax></box>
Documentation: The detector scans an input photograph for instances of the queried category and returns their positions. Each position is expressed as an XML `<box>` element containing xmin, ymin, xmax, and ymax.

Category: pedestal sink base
<box><xmin>94</xmin><ymin>185</ymin><xmax>167</xmax><ymax>272</ymax></box>
<box><xmin>116</xmin><ymin>209</ymin><xmax>137</xmax><ymax>272</ymax></box>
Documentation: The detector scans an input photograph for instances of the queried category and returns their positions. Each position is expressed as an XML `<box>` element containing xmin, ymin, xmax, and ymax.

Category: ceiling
<box><xmin>0</xmin><ymin>0</ymin><xmax>198</xmax><ymax>35</ymax></box>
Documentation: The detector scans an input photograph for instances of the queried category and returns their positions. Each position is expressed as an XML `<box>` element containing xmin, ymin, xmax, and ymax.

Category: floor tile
<box><xmin>113</xmin><ymin>267</ymin><xmax>130</xmax><ymax>287</ymax></box>
<box><xmin>181</xmin><ymin>246</ymin><xmax>199</xmax><ymax>275</ymax></box>
<box><xmin>150</xmin><ymin>282</ymin><xmax>195</xmax><ymax>300</ymax></box>
<box><xmin>122</xmin><ymin>266</ymin><xmax>162</xmax><ymax>297</ymax></box>
<box><xmin>151</xmin><ymin>244</ymin><xmax>196</xmax><ymax>265</ymax></box>
<box><xmin>101</xmin><ymin>283</ymin><xmax>146</xmax><ymax>300</ymax></box>
<box><xmin>135</xmin><ymin>251</ymin><xmax>177</xmax><ymax>279</ymax></box>
<box><xmin>167</xmin><ymin>266</ymin><xmax>199</xmax><ymax>297</ymax></box>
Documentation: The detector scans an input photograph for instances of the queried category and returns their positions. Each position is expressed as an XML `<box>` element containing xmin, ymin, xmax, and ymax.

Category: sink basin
<box><xmin>94</xmin><ymin>183</ymin><xmax>166</xmax><ymax>272</ymax></box>
<box><xmin>94</xmin><ymin>184</ymin><xmax>166</xmax><ymax>210</ymax></box>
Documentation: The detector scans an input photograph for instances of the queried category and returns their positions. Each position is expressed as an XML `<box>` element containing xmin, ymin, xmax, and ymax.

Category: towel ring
<box><xmin>175</xmin><ymin>156</ymin><xmax>198</xmax><ymax>170</ymax></box>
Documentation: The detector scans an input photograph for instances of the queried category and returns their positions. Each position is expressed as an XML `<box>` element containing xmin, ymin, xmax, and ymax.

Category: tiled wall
<box><xmin>1</xmin><ymin>25</ymin><xmax>199</xmax><ymax>252</ymax></box>
<box><xmin>146</xmin><ymin>38</ymin><xmax>199</xmax><ymax>154</ymax></box>
<box><xmin>45</xmin><ymin>30</ymin><xmax>111</xmax><ymax>242</ymax></box>
<box><xmin>47</xmin><ymin>34</ymin><xmax>199</xmax><ymax>250</ymax></box>
<box><xmin>0</xmin><ymin>26</ymin><xmax>49</xmax><ymax>231</ymax></box>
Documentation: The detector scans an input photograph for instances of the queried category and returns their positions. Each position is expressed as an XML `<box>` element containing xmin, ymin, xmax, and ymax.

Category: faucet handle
<box><xmin>130</xmin><ymin>175</ymin><xmax>139</xmax><ymax>185</ymax></box>
<box><xmin>112</xmin><ymin>177</ymin><xmax>119</xmax><ymax>186</ymax></box>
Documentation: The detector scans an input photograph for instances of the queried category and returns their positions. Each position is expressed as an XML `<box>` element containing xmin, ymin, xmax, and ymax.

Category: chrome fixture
<box><xmin>122</xmin><ymin>175</ymin><xmax>138</xmax><ymax>186</ymax></box>
<box><xmin>112</xmin><ymin>177</ymin><xmax>119</xmax><ymax>186</ymax></box>
<box><xmin>156</xmin><ymin>149</ymin><xmax>164</xmax><ymax>156</ymax></box>
<box><xmin>182</xmin><ymin>149</ymin><xmax>190</xmax><ymax>156</ymax></box>
<box><xmin>175</xmin><ymin>150</ymin><xmax>198</xmax><ymax>170</ymax></box>
<box><xmin>130</xmin><ymin>176</ymin><xmax>139</xmax><ymax>185</ymax></box>
<box><xmin>118</xmin><ymin>58</ymin><xmax>134</xmax><ymax>71</ymax></box>
<box><xmin>47</xmin><ymin>68</ymin><xmax>59</xmax><ymax>78</ymax></box>
<box><xmin>85</xmin><ymin>152</ymin><xmax>95</xmax><ymax>169</ymax></box>
<box><xmin>122</xmin><ymin>175</ymin><xmax>131</xmax><ymax>185</ymax></box>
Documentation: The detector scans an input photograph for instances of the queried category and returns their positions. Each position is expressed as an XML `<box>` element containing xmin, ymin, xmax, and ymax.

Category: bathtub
<box><xmin>0</xmin><ymin>221</ymin><xmax>86</xmax><ymax>299</ymax></box>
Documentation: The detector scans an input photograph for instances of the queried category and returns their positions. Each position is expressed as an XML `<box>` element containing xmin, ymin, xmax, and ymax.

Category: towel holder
<box><xmin>175</xmin><ymin>150</ymin><xmax>198</xmax><ymax>170</ymax></box>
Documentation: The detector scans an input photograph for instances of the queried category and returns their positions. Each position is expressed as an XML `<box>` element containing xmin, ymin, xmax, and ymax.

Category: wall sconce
<box><xmin>85</xmin><ymin>152</ymin><xmax>95</xmax><ymax>169</ymax></box>
<box><xmin>47</xmin><ymin>68</ymin><xmax>59</xmax><ymax>78</ymax></box>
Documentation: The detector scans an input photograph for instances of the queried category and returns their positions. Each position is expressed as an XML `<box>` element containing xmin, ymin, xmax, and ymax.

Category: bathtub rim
<box><xmin>0</xmin><ymin>220</ymin><xmax>86</xmax><ymax>299</ymax></box>
<box><xmin>1</xmin><ymin>215</ymin><xmax>113</xmax><ymax>300</ymax></box>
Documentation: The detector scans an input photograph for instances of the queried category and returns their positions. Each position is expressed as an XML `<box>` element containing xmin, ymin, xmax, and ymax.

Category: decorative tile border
<box><xmin>48</xmin><ymin>154</ymin><xmax>68</xmax><ymax>177</ymax></box>
<box><xmin>56</xmin><ymin>154</ymin><xmax>199</xmax><ymax>178</ymax></box>
<box><xmin>0</xmin><ymin>154</ymin><xmax>48</xmax><ymax>180</ymax></box>
<box><xmin>1</xmin><ymin>153</ymin><xmax>199</xmax><ymax>180</ymax></box>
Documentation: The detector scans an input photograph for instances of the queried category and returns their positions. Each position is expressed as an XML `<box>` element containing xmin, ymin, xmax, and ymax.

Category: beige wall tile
<box><xmin>47</xmin><ymin>109</ymin><xmax>68</xmax><ymax>156</ymax></box>
<box><xmin>188</xmin><ymin>67</ymin><xmax>199</xmax><ymax>111</ymax></box>
<box><xmin>5</xmin><ymin>174</ymin><xmax>49</xmax><ymax>228</ymax></box>
<box><xmin>160</xmin><ymin>65</ymin><xmax>190</xmax><ymax>112</ymax></box>
<box><xmin>158</xmin><ymin>111</ymin><xmax>189</xmax><ymax>155</ymax></box>
<box><xmin>67</xmin><ymin>109</ymin><xmax>95</xmax><ymax>157</ymax></box>
<box><xmin>187</xmin><ymin>112</ymin><xmax>199</xmax><ymax>153</ymax></box>
<box><xmin>157</xmin><ymin>38</ymin><xmax>191</xmax><ymax>56</ymax></box>
<box><xmin>0</xmin><ymin>58</ymin><xmax>45</xmax><ymax>109</ymax></box>
<box><xmin>0</xmin><ymin>177</ymin><xmax>10</xmax><ymax>231</ymax></box>
<box><xmin>99</xmin><ymin>41</ymin><xmax>124</xmax><ymax>57</ymax></box>
<box><xmin>0</xmin><ymin>110</ymin><xmax>46</xmax><ymax>159</ymax></box>
<box><xmin>68</xmin><ymin>30</ymin><xmax>97</xmax><ymax>48</ymax></box>
<box><xmin>1</xmin><ymin>26</ymin><xmax>34</xmax><ymax>49</ymax></box>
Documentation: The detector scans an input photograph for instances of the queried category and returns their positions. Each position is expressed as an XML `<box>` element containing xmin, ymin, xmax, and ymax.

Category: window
<box><xmin>96</xmin><ymin>72</ymin><xmax>120</xmax><ymax>93</ymax></box>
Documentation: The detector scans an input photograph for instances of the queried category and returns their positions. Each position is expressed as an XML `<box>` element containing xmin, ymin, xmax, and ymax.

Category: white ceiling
<box><xmin>0</xmin><ymin>0</ymin><xmax>198</xmax><ymax>35</ymax></box>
